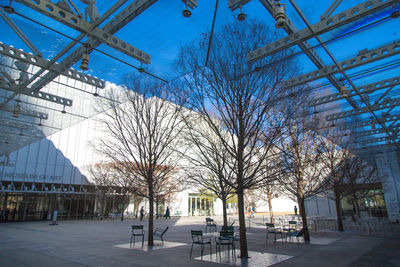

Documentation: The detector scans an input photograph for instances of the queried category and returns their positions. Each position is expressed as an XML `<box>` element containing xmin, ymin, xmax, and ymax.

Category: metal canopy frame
<box><xmin>239</xmin><ymin>0</ymin><xmax>400</xmax><ymax>155</ymax></box>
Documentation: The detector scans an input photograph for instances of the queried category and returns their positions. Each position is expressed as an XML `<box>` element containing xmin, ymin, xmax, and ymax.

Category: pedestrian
<box><xmin>164</xmin><ymin>206</ymin><xmax>170</xmax><ymax>219</ymax></box>
<box><xmin>140</xmin><ymin>206</ymin><xmax>144</xmax><ymax>221</ymax></box>
<box><xmin>294</xmin><ymin>205</ymin><xmax>298</xmax><ymax>216</ymax></box>
<box><xmin>250</xmin><ymin>206</ymin><xmax>255</xmax><ymax>218</ymax></box>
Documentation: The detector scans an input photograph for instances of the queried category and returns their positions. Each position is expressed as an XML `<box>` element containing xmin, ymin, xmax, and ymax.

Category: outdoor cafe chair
<box><xmin>190</xmin><ymin>230</ymin><xmax>212</xmax><ymax>259</ymax></box>
<box><xmin>205</xmin><ymin>217</ymin><xmax>217</xmax><ymax>233</ymax></box>
<box><xmin>215</xmin><ymin>230</ymin><xmax>235</xmax><ymax>257</ymax></box>
<box><xmin>131</xmin><ymin>225</ymin><xmax>145</xmax><ymax>247</ymax></box>
<box><xmin>266</xmin><ymin>223</ymin><xmax>284</xmax><ymax>243</ymax></box>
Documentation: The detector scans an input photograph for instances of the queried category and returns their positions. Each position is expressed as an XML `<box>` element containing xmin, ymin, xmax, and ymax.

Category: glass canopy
<box><xmin>0</xmin><ymin>0</ymin><xmax>399</xmax><ymax>161</ymax></box>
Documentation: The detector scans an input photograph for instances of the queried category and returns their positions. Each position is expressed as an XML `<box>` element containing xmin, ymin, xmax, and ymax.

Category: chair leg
<box><xmin>130</xmin><ymin>236</ymin><xmax>133</xmax><ymax>248</ymax></box>
<box><xmin>209</xmin><ymin>243</ymin><xmax>212</xmax><ymax>257</ymax></box>
<box><xmin>190</xmin><ymin>243</ymin><xmax>194</xmax><ymax>258</ymax></box>
<box><xmin>201</xmin><ymin>244</ymin><xmax>204</xmax><ymax>259</ymax></box>
<box><xmin>142</xmin><ymin>236</ymin><xmax>144</xmax><ymax>247</ymax></box>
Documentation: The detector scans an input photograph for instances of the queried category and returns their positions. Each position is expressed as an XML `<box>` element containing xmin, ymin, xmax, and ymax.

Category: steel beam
<box><xmin>228</xmin><ymin>0</ymin><xmax>251</xmax><ymax>10</ymax></box>
<box><xmin>353</xmin><ymin>125</ymin><xmax>400</xmax><ymax>138</ymax></box>
<box><xmin>353</xmin><ymin>135</ymin><xmax>396</xmax><ymax>145</ymax></box>
<box><xmin>0</xmin><ymin>118</ymin><xmax>29</xmax><ymax>130</ymax></box>
<box><xmin>0</xmin><ymin>42</ymin><xmax>105</xmax><ymax>88</ymax></box>
<box><xmin>25</xmin><ymin>0</ymin><xmax>157</xmax><ymax>93</ymax></box>
<box><xmin>309</xmin><ymin>76</ymin><xmax>400</xmax><ymax>107</ymax></box>
<box><xmin>0</xmin><ymin>104</ymin><xmax>48</xmax><ymax>119</ymax></box>
<box><xmin>248</xmin><ymin>0</ymin><xmax>397</xmax><ymax>62</ymax></box>
<box><xmin>340</xmin><ymin>114</ymin><xmax>400</xmax><ymax>130</ymax></box>
<box><xmin>0</xmin><ymin>71</ymin><xmax>73</xmax><ymax>106</ymax></box>
<box><xmin>15</xmin><ymin>0</ymin><xmax>150</xmax><ymax>64</ymax></box>
<box><xmin>283</xmin><ymin>41</ymin><xmax>400</xmax><ymax>88</ymax></box>
<box><xmin>327</xmin><ymin>97</ymin><xmax>400</xmax><ymax>121</ymax></box>
<box><xmin>181</xmin><ymin>0</ymin><xmax>198</xmax><ymax>9</ymax></box>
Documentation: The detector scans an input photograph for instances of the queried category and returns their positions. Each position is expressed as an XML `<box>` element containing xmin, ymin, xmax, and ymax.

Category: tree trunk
<box><xmin>237</xmin><ymin>186</ymin><xmax>248</xmax><ymax>258</ymax></box>
<box><xmin>121</xmin><ymin>192</ymin><xmax>125</xmax><ymax>221</ymax></box>
<box><xmin>353</xmin><ymin>193</ymin><xmax>361</xmax><ymax>218</ymax></box>
<box><xmin>334</xmin><ymin>192</ymin><xmax>343</xmax><ymax>231</ymax></box>
<box><xmin>298</xmin><ymin>197</ymin><xmax>310</xmax><ymax>241</ymax></box>
<box><xmin>156</xmin><ymin>196</ymin><xmax>159</xmax><ymax>220</ymax></box>
<box><xmin>222</xmin><ymin>197</ymin><xmax>228</xmax><ymax>228</ymax></box>
<box><xmin>135</xmin><ymin>199</ymin><xmax>139</xmax><ymax>218</ymax></box>
<box><xmin>148</xmin><ymin>185</ymin><xmax>154</xmax><ymax>246</ymax></box>
<box><xmin>101</xmin><ymin>194</ymin><xmax>106</xmax><ymax>219</ymax></box>
<box><xmin>267</xmin><ymin>189</ymin><xmax>273</xmax><ymax>223</ymax></box>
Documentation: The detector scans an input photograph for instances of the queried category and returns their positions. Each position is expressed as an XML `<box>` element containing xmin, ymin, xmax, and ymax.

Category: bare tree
<box><xmin>275</xmin><ymin>114</ymin><xmax>325</xmax><ymax>241</ymax></box>
<box><xmin>86</xmin><ymin>163</ymin><xmax>114</xmax><ymax>219</ymax></box>
<box><xmin>94</xmin><ymin>75</ymin><xmax>186</xmax><ymax>246</ymax></box>
<box><xmin>318</xmin><ymin>133</ymin><xmax>353</xmax><ymax>231</ymax></box>
<box><xmin>340</xmin><ymin>155</ymin><xmax>377</xmax><ymax>218</ymax></box>
<box><xmin>176</xmin><ymin>20</ymin><xmax>296</xmax><ymax>257</ymax></box>
<box><xmin>182</xmin><ymin>115</ymin><xmax>236</xmax><ymax>227</ymax></box>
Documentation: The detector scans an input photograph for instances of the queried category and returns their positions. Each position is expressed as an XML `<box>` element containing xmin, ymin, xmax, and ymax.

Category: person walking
<box><xmin>164</xmin><ymin>207</ymin><xmax>170</xmax><ymax>219</ymax></box>
<box><xmin>294</xmin><ymin>205</ymin><xmax>298</xmax><ymax>216</ymax></box>
<box><xmin>140</xmin><ymin>206</ymin><xmax>144</xmax><ymax>221</ymax></box>
<box><xmin>250</xmin><ymin>206</ymin><xmax>255</xmax><ymax>218</ymax></box>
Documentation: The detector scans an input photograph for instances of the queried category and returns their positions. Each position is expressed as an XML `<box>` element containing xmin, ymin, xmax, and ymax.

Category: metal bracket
<box><xmin>0</xmin><ymin>42</ymin><xmax>105</xmax><ymax>89</ymax></box>
<box><xmin>309</xmin><ymin>76</ymin><xmax>400</xmax><ymax>107</ymax></box>
<box><xmin>248</xmin><ymin>0</ymin><xmax>397</xmax><ymax>62</ymax></box>
<box><xmin>283</xmin><ymin>41</ymin><xmax>400</xmax><ymax>88</ymax></box>
<box><xmin>15</xmin><ymin>0</ymin><xmax>150</xmax><ymax>64</ymax></box>
<box><xmin>326</xmin><ymin>97</ymin><xmax>400</xmax><ymax>121</ymax></box>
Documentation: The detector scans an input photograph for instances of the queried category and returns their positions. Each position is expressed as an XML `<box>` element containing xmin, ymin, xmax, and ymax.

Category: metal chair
<box><xmin>130</xmin><ymin>225</ymin><xmax>145</xmax><ymax>247</ymax></box>
<box><xmin>266</xmin><ymin>223</ymin><xmax>284</xmax><ymax>243</ymax></box>
<box><xmin>205</xmin><ymin>217</ymin><xmax>217</xmax><ymax>233</ymax></box>
<box><xmin>283</xmin><ymin>220</ymin><xmax>297</xmax><ymax>241</ymax></box>
<box><xmin>215</xmin><ymin>230</ymin><xmax>235</xmax><ymax>257</ymax></box>
<box><xmin>190</xmin><ymin>230</ymin><xmax>212</xmax><ymax>258</ymax></box>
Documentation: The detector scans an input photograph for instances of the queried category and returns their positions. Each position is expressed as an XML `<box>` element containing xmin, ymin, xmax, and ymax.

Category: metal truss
<box><xmin>340</xmin><ymin>114</ymin><xmax>400</xmax><ymax>130</ymax></box>
<box><xmin>0</xmin><ymin>42</ymin><xmax>105</xmax><ymax>89</ymax></box>
<box><xmin>1</xmin><ymin>71</ymin><xmax>73</xmax><ymax>106</ymax></box>
<box><xmin>353</xmin><ymin>125</ymin><xmax>400</xmax><ymax>138</ymax></box>
<box><xmin>309</xmin><ymin>76</ymin><xmax>400</xmax><ymax>107</ymax></box>
<box><xmin>228</xmin><ymin>0</ymin><xmax>252</xmax><ymax>10</ymax></box>
<box><xmin>182</xmin><ymin>0</ymin><xmax>198</xmax><ymax>9</ymax></box>
<box><xmin>22</xmin><ymin>0</ymin><xmax>157</xmax><ymax>94</ymax></box>
<box><xmin>248</xmin><ymin>0</ymin><xmax>397</xmax><ymax>61</ymax></box>
<box><xmin>283</xmin><ymin>41</ymin><xmax>400</xmax><ymax>88</ymax></box>
<box><xmin>15</xmin><ymin>0</ymin><xmax>150</xmax><ymax>64</ymax></box>
<box><xmin>0</xmin><ymin>118</ymin><xmax>29</xmax><ymax>130</ymax></box>
<box><xmin>326</xmin><ymin>97</ymin><xmax>400</xmax><ymax>121</ymax></box>
<box><xmin>0</xmin><ymin>104</ymin><xmax>48</xmax><ymax>119</ymax></box>
<box><xmin>353</xmin><ymin>135</ymin><xmax>396</xmax><ymax>145</ymax></box>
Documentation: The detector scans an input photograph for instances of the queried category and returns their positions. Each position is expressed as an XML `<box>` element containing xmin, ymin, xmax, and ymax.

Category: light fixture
<box><xmin>237</xmin><ymin>6</ymin><xmax>245</xmax><ymax>21</ymax></box>
<box><xmin>12</xmin><ymin>97</ymin><xmax>21</xmax><ymax>118</ymax></box>
<box><xmin>80</xmin><ymin>43</ymin><xmax>89</xmax><ymax>71</ymax></box>
<box><xmin>370</xmin><ymin>117</ymin><xmax>376</xmax><ymax>131</ymax></box>
<box><xmin>273</xmin><ymin>1</ymin><xmax>286</xmax><ymax>29</ymax></box>
<box><xmin>138</xmin><ymin>63</ymin><xmax>145</xmax><ymax>73</ymax></box>
<box><xmin>3</xmin><ymin>0</ymin><xmax>14</xmax><ymax>13</ymax></box>
<box><xmin>182</xmin><ymin>1</ymin><xmax>191</xmax><ymax>17</ymax></box>
<box><xmin>61</xmin><ymin>105</ymin><xmax>66</xmax><ymax>114</ymax></box>
<box><xmin>38</xmin><ymin>118</ymin><xmax>43</xmax><ymax>126</ymax></box>
<box><xmin>93</xmin><ymin>87</ymin><xmax>99</xmax><ymax>97</ymax></box>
